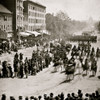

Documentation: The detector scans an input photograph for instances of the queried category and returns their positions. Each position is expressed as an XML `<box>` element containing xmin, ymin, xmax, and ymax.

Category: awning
<box><xmin>19</xmin><ymin>32</ymin><xmax>31</xmax><ymax>37</ymax></box>
<box><xmin>26</xmin><ymin>31</ymin><xmax>41</xmax><ymax>37</ymax></box>
<box><xmin>39</xmin><ymin>30</ymin><xmax>50</xmax><ymax>35</ymax></box>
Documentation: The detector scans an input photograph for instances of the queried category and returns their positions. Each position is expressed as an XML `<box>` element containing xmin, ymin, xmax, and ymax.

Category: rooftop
<box><xmin>0</xmin><ymin>4</ymin><xmax>12</xmax><ymax>14</ymax></box>
<box><xmin>24</xmin><ymin>0</ymin><xmax>46</xmax><ymax>8</ymax></box>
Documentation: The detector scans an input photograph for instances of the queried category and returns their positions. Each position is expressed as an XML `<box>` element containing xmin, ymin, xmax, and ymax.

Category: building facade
<box><xmin>0</xmin><ymin>4</ymin><xmax>13</xmax><ymax>38</ymax></box>
<box><xmin>23</xmin><ymin>12</ymin><xmax>28</xmax><ymax>31</ymax></box>
<box><xmin>0</xmin><ymin>0</ymin><xmax>24</xmax><ymax>38</ymax></box>
<box><xmin>23</xmin><ymin>0</ymin><xmax>46</xmax><ymax>32</ymax></box>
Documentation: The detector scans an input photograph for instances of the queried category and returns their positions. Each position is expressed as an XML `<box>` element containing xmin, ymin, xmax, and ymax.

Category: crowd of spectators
<box><xmin>1</xmin><ymin>90</ymin><xmax>100</xmax><ymax>100</ymax></box>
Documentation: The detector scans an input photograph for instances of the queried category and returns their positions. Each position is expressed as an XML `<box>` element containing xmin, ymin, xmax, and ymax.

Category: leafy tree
<box><xmin>97</xmin><ymin>21</ymin><xmax>100</xmax><ymax>32</ymax></box>
<box><xmin>45</xmin><ymin>11</ymin><xmax>87</xmax><ymax>39</ymax></box>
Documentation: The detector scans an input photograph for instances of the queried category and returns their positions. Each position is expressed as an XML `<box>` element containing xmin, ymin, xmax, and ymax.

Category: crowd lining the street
<box><xmin>1</xmin><ymin>89</ymin><xmax>100</xmax><ymax>100</ymax></box>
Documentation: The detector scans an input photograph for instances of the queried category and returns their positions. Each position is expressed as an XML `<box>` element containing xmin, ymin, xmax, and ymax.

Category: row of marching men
<box><xmin>70</xmin><ymin>42</ymin><xmax>100</xmax><ymax>77</ymax></box>
<box><xmin>69</xmin><ymin>42</ymin><xmax>100</xmax><ymax>76</ymax></box>
<box><xmin>0</xmin><ymin>40</ymin><xmax>100</xmax><ymax>79</ymax></box>
<box><xmin>49</xmin><ymin>41</ymin><xmax>100</xmax><ymax>80</ymax></box>
<box><xmin>0</xmin><ymin>49</ymin><xmax>52</xmax><ymax>78</ymax></box>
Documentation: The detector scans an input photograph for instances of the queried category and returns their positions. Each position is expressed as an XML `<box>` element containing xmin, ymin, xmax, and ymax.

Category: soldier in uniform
<box><xmin>24</xmin><ymin>57</ymin><xmax>29</xmax><ymax>78</ymax></box>
<box><xmin>13</xmin><ymin>58</ymin><xmax>19</xmax><ymax>77</ymax></box>
<box><xmin>63</xmin><ymin>56</ymin><xmax>68</xmax><ymax>70</ymax></box>
<box><xmin>0</xmin><ymin>60</ymin><xmax>2</xmax><ymax>77</ymax></box>
<box><xmin>96</xmin><ymin>47</ymin><xmax>100</xmax><ymax>60</ymax></box>
<box><xmin>66</xmin><ymin>57</ymin><xmax>76</xmax><ymax>80</ymax></box>
<box><xmin>2</xmin><ymin>61</ymin><xmax>9</xmax><ymax>78</ymax></box>
<box><xmin>8</xmin><ymin>63</ymin><xmax>13</xmax><ymax>78</ymax></box>
<box><xmin>82</xmin><ymin>58</ymin><xmax>89</xmax><ymax>75</ymax></box>
<box><xmin>28</xmin><ymin>59</ymin><xmax>32</xmax><ymax>74</ymax></box>
<box><xmin>19</xmin><ymin>53</ymin><xmax>23</xmax><ymax>61</ymax></box>
<box><xmin>45</xmin><ymin>51</ymin><xmax>50</xmax><ymax>68</ymax></box>
<box><xmin>91</xmin><ymin>58</ymin><xmax>97</xmax><ymax>76</ymax></box>
<box><xmin>90</xmin><ymin>47</ymin><xmax>95</xmax><ymax>61</ymax></box>
<box><xmin>14</xmin><ymin>52</ymin><xmax>18</xmax><ymax>60</ymax></box>
<box><xmin>19</xmin><ymin>60</ymin><xmax>24</xmax><ymax>78</ymax></box>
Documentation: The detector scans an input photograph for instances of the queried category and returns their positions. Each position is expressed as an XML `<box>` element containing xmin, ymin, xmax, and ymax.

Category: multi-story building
<box><xmin>23</xmin><ymin>0</ymin><xmax>46</xmax><ymax>32</ymax></box>
<box><xmin>23</xmin><ymin>12</ymin><xmax>28</xmax><ymax>31</ymax></box>
<box><xmin>0</xmin><ymin>4</ymin><xmax>13</xmax><ymax>38</ymax></box>
<box><xmin>0</xmin><ymin>0</ymin><xmax>24</xmax><ymax>38</ymax></box>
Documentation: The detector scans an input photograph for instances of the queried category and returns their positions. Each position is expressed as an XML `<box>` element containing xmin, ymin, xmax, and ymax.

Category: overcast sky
<box><xmin>33</xmin><ymin>0</ymin><xmax>100</xmax><ymax>21</ymax></box>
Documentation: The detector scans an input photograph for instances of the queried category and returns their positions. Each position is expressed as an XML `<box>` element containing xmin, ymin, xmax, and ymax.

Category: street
<box><xmin>0</xmin><ymin>40</ymin><xmax>100</xmax><ymax>99</ymax></box>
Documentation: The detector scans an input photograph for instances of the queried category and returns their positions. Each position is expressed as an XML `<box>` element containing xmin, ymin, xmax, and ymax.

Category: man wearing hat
<box><xmin>8</xmin><ymin>63</ymin><xmax>13</xmax><ymax>78</ymax></box>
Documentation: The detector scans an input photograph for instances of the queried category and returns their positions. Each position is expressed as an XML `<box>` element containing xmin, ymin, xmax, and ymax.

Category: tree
<box><xmin>97</xmin><ymin>21</ymin><xmax>100</xmax><ymax>33</ymax></box>
<box><xmin>45</xmin><ymin>11</ymin><xmax>88</xmax><ymax>40</ymax></box>
<box><xmin>56</xmin><ymin>11</ymin><xmax>69</xmax><ymax>20</ymax></box>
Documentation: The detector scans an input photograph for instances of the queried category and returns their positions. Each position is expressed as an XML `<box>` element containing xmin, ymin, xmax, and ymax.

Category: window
<box><xmin>0</xmin><ymin>25</ymin><xmax>1</xmax><ymax>29</ymax></box>
<box><xmin>31</xmin><ymin>26</ymin><xmax>32</xmax><ymax>31</ymax></box>
<box><xmin>4</xmin><ymin>25</ymin><xmax>5</xmax><ymax>30</ymax></box>
<box><xmin>4</xmin><ymin>16</ymin><xmax>7</xmax><ymax>21</ymax></box>
<box><xmin>33</xmin><ymin>7</ymin><xmax>35</xmax><ymax>10</ymax></box>
<box><xmin>36</xmin><ymin>19</ymin><xmax>38</xmax><ymax>23</ymax></box>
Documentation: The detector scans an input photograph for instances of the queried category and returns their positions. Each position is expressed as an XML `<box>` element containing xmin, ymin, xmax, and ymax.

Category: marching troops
<box><xmin>0</xmin><ymin>41</ymin><xmax>100</xmax><ymax>80</ymax></box>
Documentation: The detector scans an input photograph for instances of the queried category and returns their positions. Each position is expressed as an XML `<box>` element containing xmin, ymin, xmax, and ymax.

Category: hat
<box><xmin>25</xmin><ymin>97</ymin><xmax>28</xmax><ymax>100</ymax></box>
<box><xmin>30</xmin><ymin>96</ymin><xmax>34</xmax><ymax>99</ymax></box>
<box><xmin>78</xmin><ymin>89</ymin><xmax>82</xmax><ymax>94</ymax></box>
<box><xmin>19</xmin><ymin>96</ymin><xmax>22</xmax><ymax>99</ymax></box>
<box><xmin>38</xmin><ymin>96</ymin><xmax>42</xmax><ymax>99</ymax></box>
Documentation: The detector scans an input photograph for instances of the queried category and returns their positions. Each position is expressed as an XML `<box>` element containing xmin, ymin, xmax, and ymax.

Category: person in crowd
<box><xmin>8</xmin><ymin>63</ymin><xmax>13</xmax><ymax>78</ymax></box>
<box><xmin>10</xmin><ymin>96</ymin><xmax>15</xmax><ymax>100</ymax></box>
<box><xmin>1</xmin><ymin>94</ymin><xmax>6</xmax><ymax>100</ymax></box>
<box><xmin>25</xmin><ymin>97</ymin><xmax>29</xmax><ymax>100</ymax></box>
<box><xmin>24</xmin><ymin>57</ymin><xmax>29</xmax><ymax>78</ymax></box>
<box><xmin>38</xmin><ymin>96</ymin><xmax>42</xmax><ymax>100</ymax></box>
<box><xmin>65</xmin><ymin>93</ymin><xmax>72</xmax><ymax>100</ymax></box>
<box><xmin>45</xmin><ymin>51</ymin><xmax>50</xmax><ymax>68</ymax></box>
<box><xmin>96</xmin><ymin>47</ymin><xmax>100</xmax><ymax>60</ymax></box>
<box><xmin>28</xmin><ymin>59</ymin><xmax>32</xmax><ymax>75</ymax></box>
<box><xmin>82</xmin><ymin>58</ymin><xmax>89</xmax><ymax>75</ymax></box>
<box><xmin>91</xmin><ymin>58</ymin><xmax>97</xmax><ymax>76</ymax></box>
<box><xmin>19</xmin><ymin>96</ymin><xmax>23</xmax><ymax>100</ymax></box>
<box><xmin>13</xmin><ymin>55</ymin><xmax>19</xmax><ymax>77</ymax></box>
<box><xmin>49</xmin><ymin>93</ymin><xmax>54</xmax><ymax>100</ymax></box>
<box><xmin>19</xmin><ymin>53</ymin><xmax>23</xmax><ymax>61</ymax></box>
<box><xmin>2</xmin><ymin>61</ymin><xmax>9</xmax><ymax>78</ymax></box>
<box><xmin>19</xmin><ymin>60</ymin><xmax>24</xmax><ymax>78</ymax></box>
<box><xmin>0</xmin><ymin>60</ymin><xmax>2</xmax><ymax>77</ymax></box>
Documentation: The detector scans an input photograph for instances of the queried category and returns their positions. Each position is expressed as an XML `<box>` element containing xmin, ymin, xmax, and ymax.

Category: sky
<box><xmin>33</xmin><ymin>0</ymin><xmax>100</xmax><ymax>21</ymax></box>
